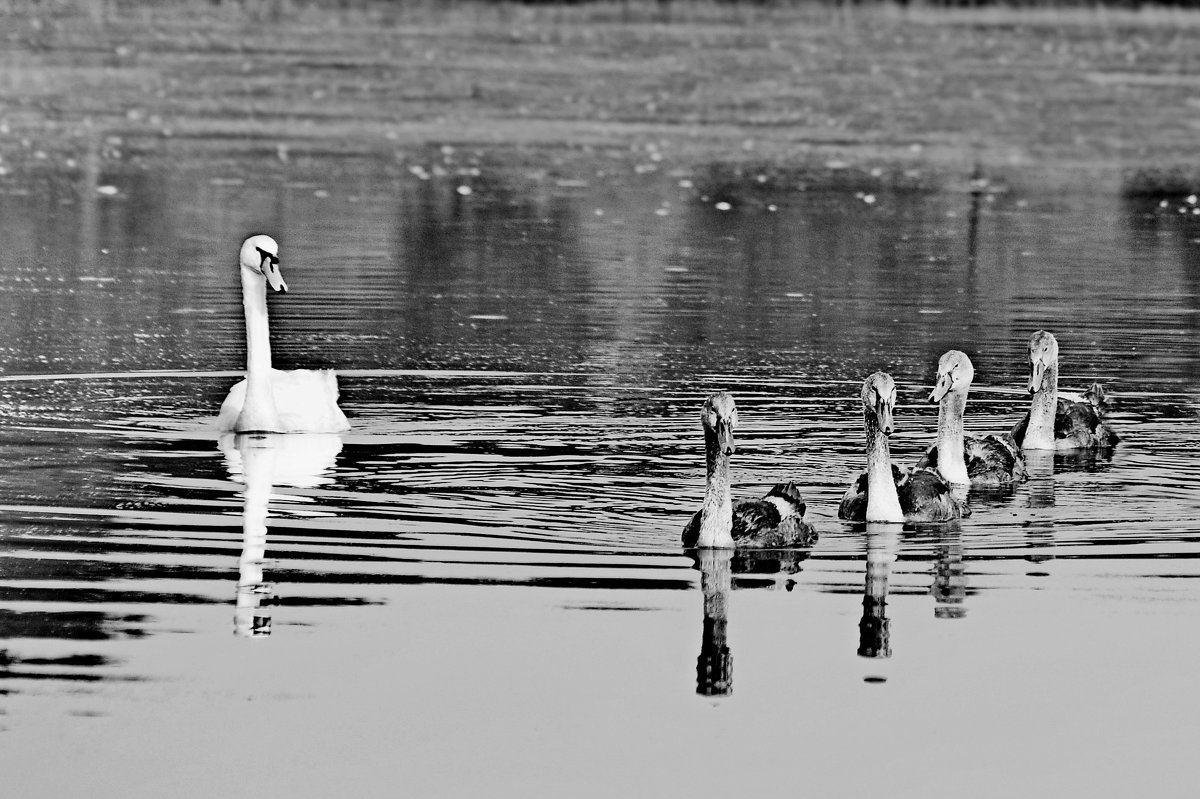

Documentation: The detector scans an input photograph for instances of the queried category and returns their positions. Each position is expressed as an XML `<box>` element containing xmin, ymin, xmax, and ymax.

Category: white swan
<box><xmin>216</xmin><ymin>235</ymin><xmax>350</xmax><ymax>433</ymax></box>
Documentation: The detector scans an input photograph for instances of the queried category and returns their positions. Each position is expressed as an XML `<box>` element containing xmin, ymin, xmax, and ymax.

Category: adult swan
<box><xmin>216</xmin><ymin>235</ymin><xmax>351</xmax><ymax>433</ymax></box>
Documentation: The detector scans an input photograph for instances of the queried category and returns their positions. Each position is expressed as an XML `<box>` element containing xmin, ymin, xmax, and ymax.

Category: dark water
<box><xmin>2</xmin><ymin>150</ymin><xmax>1199</xmax><ymax>796</ymax></box>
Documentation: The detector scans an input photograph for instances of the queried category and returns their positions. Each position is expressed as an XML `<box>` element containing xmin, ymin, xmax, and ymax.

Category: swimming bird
<box><xmin>216</xmin><ymin>235</ymin><xmax>351</xmax><ymax>434</ymax></box>
<box><xmin>681</xmin><ymin>392</ymin><xmax>817</xmax><ymax>549</ymax></box>
<box><xmin>838</xmin><ymin>372</ymin><xmax>970</xmax><ymax>523</ymax></box>
<box><xmin>1009</xmin><ymin>330</ymin><xmax>1118</xmax><ymax>450</ymax></box>
<box><xmin>913</xmin><ymin>350</ymin><xmax>1026</xmax><ymax>485</ymax></box>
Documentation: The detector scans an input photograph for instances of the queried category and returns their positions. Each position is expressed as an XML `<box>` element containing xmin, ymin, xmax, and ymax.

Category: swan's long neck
<box><xmin>936</xmin><ymin>390</ymin><xmax>970</xmax><ymax>485</ymax></box>
<box><xmin>696</xmin><ymin>427</ymin><xmax>734</xmax><ymax>548</ymax></box>
<box><xmin>236</xmin><ymin>268</ymin><xmax>282</xmax><ymax>432</ymax></box>
<box><xmin>1024</xmin><ymin>361</ymin><xmax>1059</xmax><ymax>450</ymax></box>
<box><xmin>864</xmin><ymin>409</ymin><xmax>904</xmax><ymax>523</ymax></box>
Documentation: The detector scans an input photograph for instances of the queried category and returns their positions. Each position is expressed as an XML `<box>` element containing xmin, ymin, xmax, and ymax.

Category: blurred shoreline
<box><xmin>2</xmin><ymin>1</ymin><xmax>1198</xmax><ymax>195</ymax></box>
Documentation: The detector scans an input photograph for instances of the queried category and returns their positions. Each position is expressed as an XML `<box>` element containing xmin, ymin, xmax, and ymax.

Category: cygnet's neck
<box><xmin>696</xmin><ymin>427</ymin><xmax>734</xmax><ymax>548</ymax></box>
<box><xmin>864</xmin><ymin>410</ymin><xmax>904</xmax><ymax>523</ymax></box>
<box><xmin>936</xmin><ymin>390</ymin><xmax>970</xmax><ymax>485</ymax></box>
<box><xmin>237</xmin><ymin>268</ymin><xmax>282</xmax><ymax>432</ymax></box>
<box><xmin>1024</xmin><ymin>361</ymin><xmax>1059</xmax><ymax>450</ymax></box>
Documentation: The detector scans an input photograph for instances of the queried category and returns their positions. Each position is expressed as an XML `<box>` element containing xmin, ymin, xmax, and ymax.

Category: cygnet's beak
<box><xmin>876</xmin><ymin>398</ymin><xmax>894</xmax><ymax>437</ymax></box>
<box><xmin>1028</xmin><ymin>358</ymin><xmax>1046</xmax><ymax>395</ymax></box>
<box><xmin>929</xmin><ymin>373</ymin><xmax>952</xmax><ymax>404</ymax></box>
<box><xmin>718</xmin><ymin>420</ymin><xmax>735</xmax><ymax>456</ymax></box>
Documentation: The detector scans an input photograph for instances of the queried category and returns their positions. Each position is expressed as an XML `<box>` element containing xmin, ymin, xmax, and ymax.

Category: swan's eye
<box><xmin>256</xmin><ymin>247</ymin><xmax>279</xmax><ymax>270</ymax></box>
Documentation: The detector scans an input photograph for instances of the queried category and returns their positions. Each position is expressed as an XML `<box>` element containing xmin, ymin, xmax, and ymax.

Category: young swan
<box><xmin>216</xmin><ymin>235</ymin><xmax>351</xmax><ymax>434</ymax></box>
<box><xmin>914</xmin><ymin>350</ymin><xmax>1026</xmax><ymax>486</ymax></box>
<box><xmin>838</xmin><ymin>372</ymin><xmax>970</xmax><ymax>523</ymax></box>
<box><xmin>681</xmin><ymin>392</ymin><xmax>816</xmax><ymax>549</ymax></box>
<box><xmin>1009</xmin><ymin>330</ymin><xmax>1118</xmax><ymax>451</ymax></box>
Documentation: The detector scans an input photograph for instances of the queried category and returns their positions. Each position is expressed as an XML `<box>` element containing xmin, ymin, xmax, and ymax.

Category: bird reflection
<box><xmin>695</xmin><ymin>548</ymin><xmax>734</xmax><ymax>697</ymax></box>
<box><xmin>931</xmin><ymin>529</ymin><xmax>967</xmax><ymax>620</ymax></box>
<box><xmin>1022</xmin><ymin>450</ymin><xmax>1056</xmax><ymax>509</ymax></box>
<box><xmin>1021</xmin><ymin>450</ymin><xmax>1057</xmax><ymax>563</ymax></box>
<box><xmin>219</xmin><ymin>433</ymin><xmax>342</xmax><ymax>637</ymax></box>
<box><xmin>858</xmin><ymin>525</ymin><xmax>899</xmax><ymax>659</ymax></box>
<box><xmin>689</xmin><ymin>537</ymin><xmax>817</xmax><ymax>697</ymax></box>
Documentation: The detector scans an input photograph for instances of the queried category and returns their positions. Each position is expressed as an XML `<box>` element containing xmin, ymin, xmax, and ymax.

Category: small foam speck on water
<box><xmin>468</xmin><ymin>314</ymin><xmax>508</xmax><ymax>321</ymax></box>
<box><xmin>917</xmin><ymin>308</ymin><xmax>944</xmax><ymax>315</ymax></box>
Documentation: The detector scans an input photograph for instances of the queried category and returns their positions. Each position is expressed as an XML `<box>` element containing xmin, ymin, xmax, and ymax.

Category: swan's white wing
<box><xmin>217</xmin><ymin>378</ymin><xmax>248</xmax><ymax>431</ymax></box>
<box><xmin>217</xmin><ymin>370</ymin><xmax>349</xmax><ymax>433</ymax></box>
<box><xmin>272</xmin><ymin>369</ymin><xmax>351</xmax><ymax>433</ymax></box>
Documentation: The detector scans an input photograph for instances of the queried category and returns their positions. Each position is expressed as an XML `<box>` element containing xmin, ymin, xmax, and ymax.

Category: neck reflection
<box><xmin>859</xmin><ymin>525</ymin><xmax>899</xmax><ymax>660</ymax></box>
<box><xmin>695</xmin><ymin>548</ymin><xmax>734</xmax><ymax>697</ymax></box>
<box><xmin>220</xmin><ymin>432</ymin><xmax>343</xmax><ymax>638</ymax></box>
<box><xmin>931</xmin><ymin>528</ymin><xmax>967</xmax><ymax>620</ymax></box>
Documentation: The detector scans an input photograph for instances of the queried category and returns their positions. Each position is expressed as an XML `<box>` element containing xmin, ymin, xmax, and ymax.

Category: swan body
<box><xmin>913</xmin><ymin>350</ymin><xmax>1027</xmax><ymax>486</ymax></box>
<box><xmin>217</xmin><ymin>235</ymin><xmax>350</xmax><ymax>434</ymax></box>
<box><xmin>1009</xmin><ymin>331</ymin><xmax>1117</xmax><ymax>451</ymax></box>
<box><xmin>681</xmin><ymin>392</ymin><xmax>818</xmax><ymax>549</ymax></box>
<box><xmin>838</xmin><ymin>372</ymin><xmax>970</xmax><ymax>523</ymax></box>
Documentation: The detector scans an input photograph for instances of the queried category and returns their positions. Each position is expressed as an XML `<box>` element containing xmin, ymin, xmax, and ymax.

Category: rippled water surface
<box><xmin>2</xmin><ymin>152</ymin><xmax>1200</xmax><ymax>797</ymax></box>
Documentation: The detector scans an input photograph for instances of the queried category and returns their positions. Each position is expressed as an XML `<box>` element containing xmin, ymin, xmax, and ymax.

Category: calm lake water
<box><xmin>2</xmin><ymin>148</ymin><xmax>1199</xmax><ymax>797</ymax></box>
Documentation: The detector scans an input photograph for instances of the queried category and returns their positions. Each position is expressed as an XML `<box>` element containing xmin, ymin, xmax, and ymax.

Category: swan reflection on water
<box><xmin>691</xmin><ymin>542</ymin><xmax>817</xmax><ymax>698</ymax></box>
<box><xmin>931</xmin><ymin>529</ymin><xmax>967</xmax><ymax>621</ymax></box>
<box><xmin>695</xmin><ymin>549</ymin><xmax>734</xmax><ymax>697</ymax></box>
<box><xmin>859</xmin><ymin>524</ymin><xmax>969</xmax><ymax>669</ymax></box>
<box><xmin>219</xmin><ymin>432</ymin><xmax>343</xmax><ymax>637</ymax></box>
<box><xmin>859</xmin><ymin>526</ymin><xmax>899</xmax><ymax>662</ymax></box>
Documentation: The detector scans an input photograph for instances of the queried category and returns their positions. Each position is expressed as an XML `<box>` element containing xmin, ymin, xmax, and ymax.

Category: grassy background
<box><xmin>1</xmin><ymin>0</ymin><xmax>1198</xmax><ymax>192</ymax></box>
